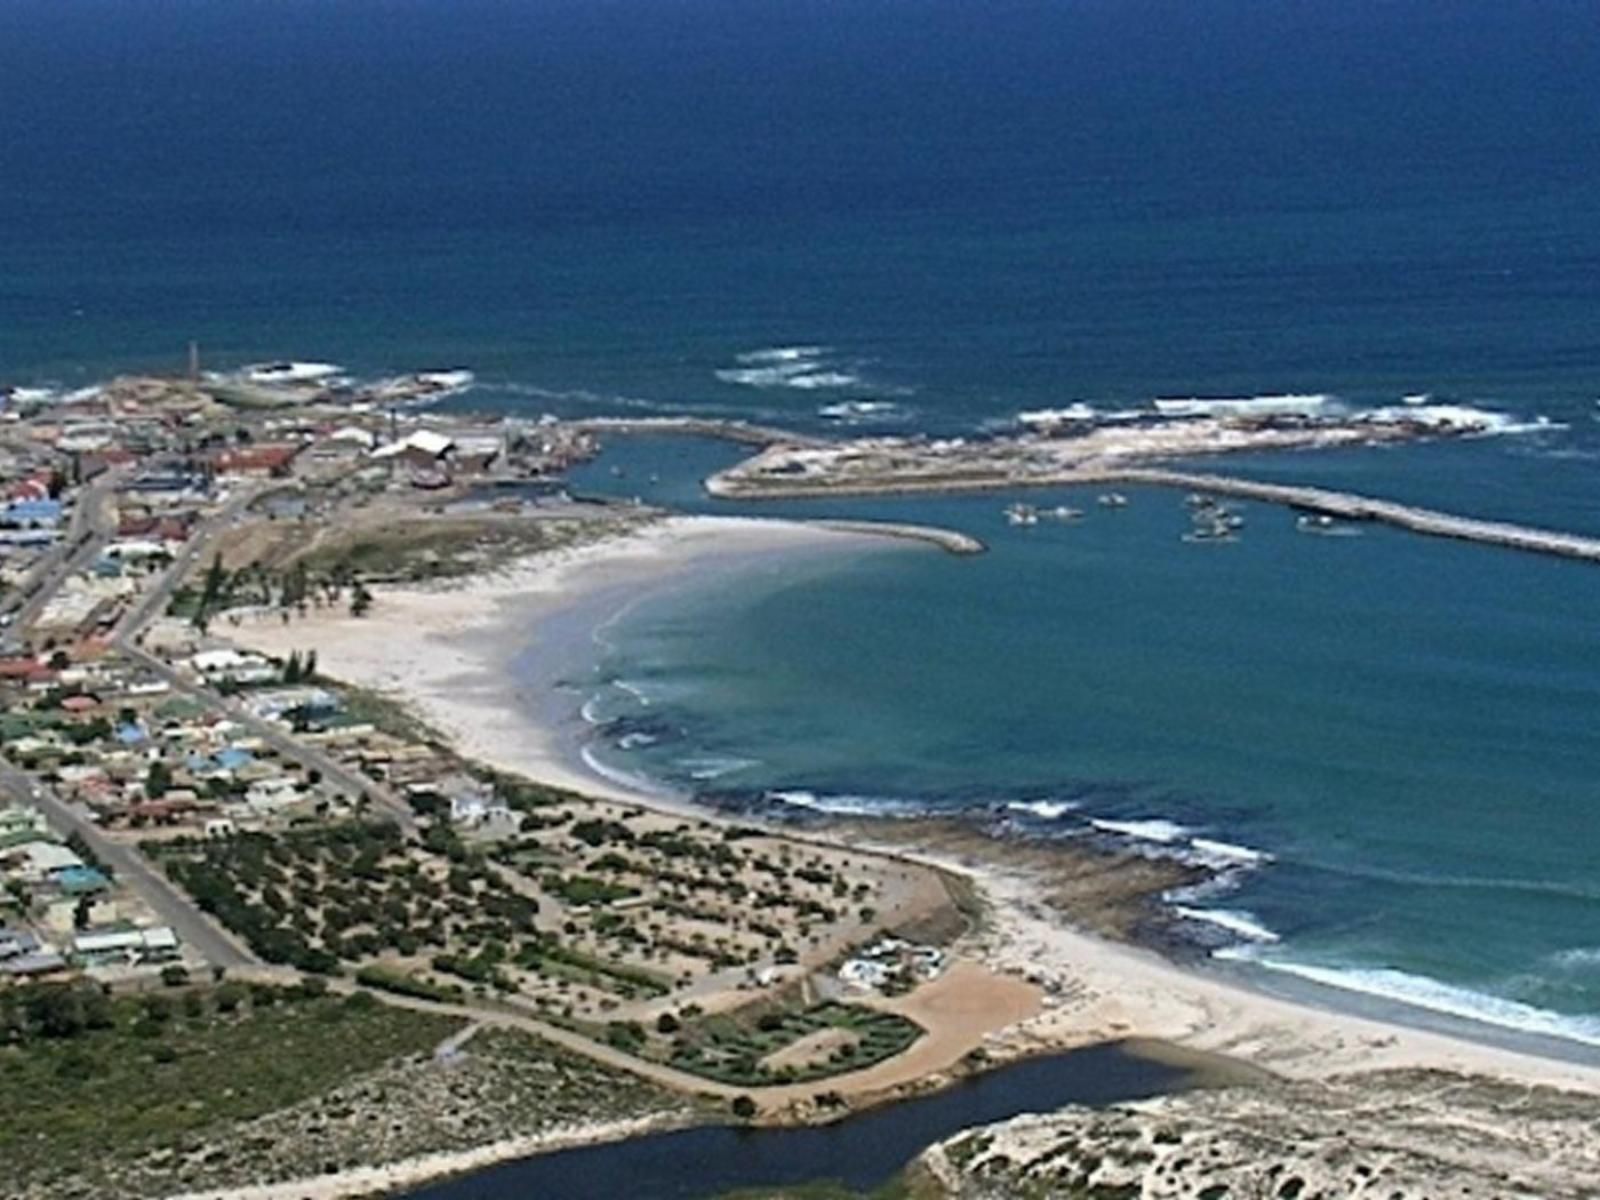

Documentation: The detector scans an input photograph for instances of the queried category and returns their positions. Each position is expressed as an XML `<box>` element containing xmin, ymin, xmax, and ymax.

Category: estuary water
<box><xmin>405</xmin><ymin>1044</ymin><xmax>1188</xmax><ymax>1199</ymax></box>
<box><xmin>4</xmin><ymin>1</ymin><xmax>1600</xmax><ymax>1053</ymax></box>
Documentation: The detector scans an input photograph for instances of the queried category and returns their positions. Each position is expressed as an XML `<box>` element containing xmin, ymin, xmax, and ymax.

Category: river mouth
<box><xmin>403</xmin><ymin>1041</ymin><xmax>1196</xmax><ymax>1199</ymax></box>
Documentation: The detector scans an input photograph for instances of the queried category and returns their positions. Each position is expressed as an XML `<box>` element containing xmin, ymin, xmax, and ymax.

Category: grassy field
<box><xmin>0</xmin><ymin>982</ymin><xmax>460</xmax><ymax>1193</ymax></box>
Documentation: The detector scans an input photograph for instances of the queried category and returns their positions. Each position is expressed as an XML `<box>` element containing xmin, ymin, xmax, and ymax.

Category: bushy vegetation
<box><xmin>0</xmin><ymin>980</ymin><xmax>459</xmax><ymax>1194</ymax></box>
<box><xmin>157</xmin><ymin>821</ymin><xmax>538</xmax><ymax>975</ymax></box>
<box><xmin>666</xmin><ymin>1002</ymin><xmax>923</xmax><ymax>1087</ymax></box>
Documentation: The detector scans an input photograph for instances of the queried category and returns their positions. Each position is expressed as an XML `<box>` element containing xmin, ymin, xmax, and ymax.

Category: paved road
<box><xmin>3</xmin><ymin>472</ymin><xmax>123</xmax><ymax>635</ymax></box>
<box><xmin>0</xmin><ymin>761</ymin><xmax>257</xmax><ymax>970</ymax></box>
<box><xmin>111</xmin><ymin>481</ymin><xmax>280</xmax><ymax>641</ymax></box>
<box><xmin>103</xmin><ymin>481</ymin><xmax>420</xmax><ymax>832</ymax></box>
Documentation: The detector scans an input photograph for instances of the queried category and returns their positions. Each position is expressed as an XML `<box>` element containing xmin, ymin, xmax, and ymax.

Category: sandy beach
<box><xmin>229</xmin><ymin>514</ymin><xmax>1600</xmax><ymax>1097</ymax></box>
<box><xmin>232</xmin><ymin>514</ymin><xmax>894</xmax><ymax>816</ymax></box>
<box><xmin>219</xmin><ymin>511</ymin><xmax>1600</xmax><ymax>1200</ymax></box>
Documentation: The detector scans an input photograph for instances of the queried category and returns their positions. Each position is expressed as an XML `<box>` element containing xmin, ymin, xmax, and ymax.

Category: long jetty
<box><xmin>710</xmin><ymin>464</ymin><xmax>1600</xmax><ymax>566</ymax></box>
<box><xmin>1100</xmin><ymin>468</ymin><xmax>1600</xmax><ymax>564</ymax></box>
<box><xmin>570</xmin><ymin>416</ymin><xmax>830</xmax><ymax>448</ymax></box>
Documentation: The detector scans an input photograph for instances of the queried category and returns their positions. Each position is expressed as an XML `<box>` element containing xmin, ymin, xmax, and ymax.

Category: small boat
<box><xmin>1097</xmin><ymin>492</ymin><xmax>1128</xmax><ymax>508</ymax></box>
<box><xmin>1183</xmin><ymin>526</ymin><xmax>1238</xmax><ymax>544</ymax></box>
<box><xmin>1004</xmin><ymin>503</ymin><xmax>1040</xmax><ymax>526</ymax></box>
<box><xmin>1185</xmin><ymin>492</ymin><xmax>1218</xmax><ymax>510</ymax></box>
<box><xmin>1297</xmin><ymin>513</ymin><xmax>1359</xmax><ymax>537</ymax></box>
<box><xmin>1045</xmin><ymin>505</ymin><xmax>1084</xmax><ymax>522</ymax></box>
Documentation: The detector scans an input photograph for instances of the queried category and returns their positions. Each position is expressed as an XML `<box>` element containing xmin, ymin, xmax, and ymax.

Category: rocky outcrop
<box><xmin>923</xmin><ymin>1068</ymin><xmax>1600</xmax><ymax>1198</ymax></box>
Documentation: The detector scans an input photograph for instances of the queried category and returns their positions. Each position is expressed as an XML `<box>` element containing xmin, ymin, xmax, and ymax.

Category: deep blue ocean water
<box><xmin>5</xmin><ymin>1</ymin><xmax>1600</xmax><ymax>1051</ymax></box>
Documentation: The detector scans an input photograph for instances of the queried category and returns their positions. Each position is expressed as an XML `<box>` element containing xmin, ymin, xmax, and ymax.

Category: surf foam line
<box><xmin>1173</xmin><ymin>906</ymin><xmax>1280</xmax><ymax>944</ymax></box>
<box><xmin>1154</xmin><ymin>393</ymin><xmax>1335</xmax><ymax>418</ymax></box>
<box><xmin>1089</xmin><ymin>817</ymin><xmax>1191</xmax><ymax>844</ymax></box>
<box><xmin>1005</xmin><ymin>799</ymin><xmax>1079</xmax><ymax>821</ymax></box>
<box><xmin>1231</xmin><ymin>956</ymin><xmax>1600</xmax><ymax>1049</ymax></box>
<box><xmin>763</xmin><ymin>788</ymin><xmax>931</xmax><ymax>819</ymax></box>
<box><xmin>817</xmin><ymin>400</ymin><xmax>916</xmax><ymax>424</ymax></box>
<box><xmin>578</xmin><ymin>743</ymin><xmax>681</xmax><ymax>800</ymax></box>
<box><xmin>717</xmin><ymin>345</ymin><xmax>857</xmax><ymax>390</ymax></box>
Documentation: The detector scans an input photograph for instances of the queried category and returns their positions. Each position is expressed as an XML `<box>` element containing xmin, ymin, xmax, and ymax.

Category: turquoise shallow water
<box><xmin>5</xmin><ymin>0</ymin><xmax>1600</xmax><ymax>1052</ymax></box>
<box><xmin>565</xmin><ymin>437</ymin><xmax>1600</xmax><ymax>1051</ymax></box>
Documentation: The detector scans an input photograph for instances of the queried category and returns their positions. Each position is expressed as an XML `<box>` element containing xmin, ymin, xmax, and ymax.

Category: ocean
<box><xmin>5</xmin><ymin>1</ymin><xmax>1600</xmax><ymax>1052</ymax></box>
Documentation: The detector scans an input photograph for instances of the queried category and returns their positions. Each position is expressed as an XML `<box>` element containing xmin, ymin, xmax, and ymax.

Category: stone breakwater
<box><xmin>805</xmin><ymin>518</ymin><xmax>986</xmax><ymax>555</ymax></box>
<box><xmin>570</xmin><ymin>416</ymin><xmax>832</xmax><ymax>448</ymax></box>
<box><xmin>708</xmin><ymin>453</ymin><xmax>1600</xmax><ymax>567</ymax></box>
<box><xmin>1097</xmin><ymin>468</ymin><xmax>1600</xmax><ymax>564</ymax></box>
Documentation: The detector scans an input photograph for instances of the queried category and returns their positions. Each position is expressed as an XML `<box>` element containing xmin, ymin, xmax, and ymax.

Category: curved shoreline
<box><xmin>223</xmin><ymin>516</ymin><xmax>1600</xmax><ymax>1100</ymax></box>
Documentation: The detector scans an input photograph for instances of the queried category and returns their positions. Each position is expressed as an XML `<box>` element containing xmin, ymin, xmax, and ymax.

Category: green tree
<box><xmin>145</xmin><ymin>760</ymin><xmax>174</xmax><ymax>799</ymax></box>
<box><xmin>196</xmin><ymin>553</ymin><xmax>228</xmax><ymax>628</ymax></box>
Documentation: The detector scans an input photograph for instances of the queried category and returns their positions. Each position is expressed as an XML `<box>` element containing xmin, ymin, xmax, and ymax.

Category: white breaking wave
<box><xmin>736</xmin><ymin>345</ymin><xmax>826</xmax><ymax>365</ymax></box>
<box><xmin>238</xmin><ymin>360</ymin><xmax>343</xmax><ymax>385</ymax></box>
<box><xmin>765</xmin><ymin>789</ymin><xmax>924</xmax><ymax>818</ymax></box>
<box><xmin>579</xmin><ymin>744</ymin><xmax>675</xmax><ymax>798</ymax></box>
<box><xmin>1090</xmin><ymin>817</ymin><xmax>1191</xmax><ymax>844</ymax></box>
<box><xmin>1017</xmin><ymin>404</ymin><xmax>1145</xmax><ymax>428</ymax></box>
<box><xmin>782</xmin><ymin>371</ymin><xmax>863</xmax><ymax>390</ymax></box>
<box><xmin>678</xmin><ymin>755</ymin><xmax>759</xmax><ymax>781</ymax></box>
<box><xmin>1189</xmin><ymin>838</ymin><xmax>1275</xmax><ymax>868</ymax></box>
<box><xmin>1358</xmin><ymin>403</ymin><xmax>1566</xmax><ymax>436</ymax></box>
<box><xmin>611</xmin><ymin>679</ymin><xmax>653</xmax><ymax>707</ymax></box>
<box><xmin>579</xmin><ymin>695</ymin><xmax>607</xmax><ymax>725</ymax></box>
<box><xmin>1154</xmin><ymin>393</ymin><xmax>1333</xmax><ymax>418</ymax></box>
<box><xmin>1005</xmin><ymin>799</ymin><xmax>1079</xmax><ymax>820</ymax></box>
<box><xmin>617</xmin><ymin>732</ymin><xmax>658</xmax><ymax>751</ymax></box>
<box><xmin>817</xmin><ymin>400</ymin><xmax>911</xmax><ymax>423</ymax></box>
<box><xmin>5</xmin><ymin>386</ymin><xmax>59</xmax><ymax>405</ymax></box>
<box><xmin>1018</xmin><ymin>404</ymin><xmax>1099</xmax><ymax>427</ymax></box>
<box><xmin>718</xmin><ymin>345</ymin><xmax>866</xmax><ymax>391</ymax></box>
<box><xmin>718</xmin><ymin>365</ymin><xmax>861</xmax><ymax>389</ymax></box>
<box><xmin>1245</xmin><ymin>959</ymin><xmax>1600</xmax><ymax>1048</ymax></box>
<box><xmin>1174</xmin><ymin>906</ymin><xmax>1280</xmax><ymax>944</ymax></box>
<box><xmin>1401</xmin><ymin>392</ymin><xmax>1433</xmax><ymax>406</ymax></box>
<box><xmin>1550</xmin><ymin>947</ymin><xmax>1600</xmax><ymax>971</ymax></box>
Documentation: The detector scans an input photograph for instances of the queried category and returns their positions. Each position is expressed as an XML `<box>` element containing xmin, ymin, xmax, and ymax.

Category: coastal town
<box><xmin>0</xmin><ymin>365</ymin><xmax>1026</xmax><ymax>1200</ymax></box>
<box><xmin>4</xmin><ymin>365</ymin><xmax>1600</xmax><ymax>1200</ymax></box>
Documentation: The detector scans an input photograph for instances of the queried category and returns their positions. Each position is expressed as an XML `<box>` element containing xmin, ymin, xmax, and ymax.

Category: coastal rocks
<box><xmin>922</xmin><ymin>1068</ymin><xmax>1600</xmax><ymax>1198</ymax></box>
